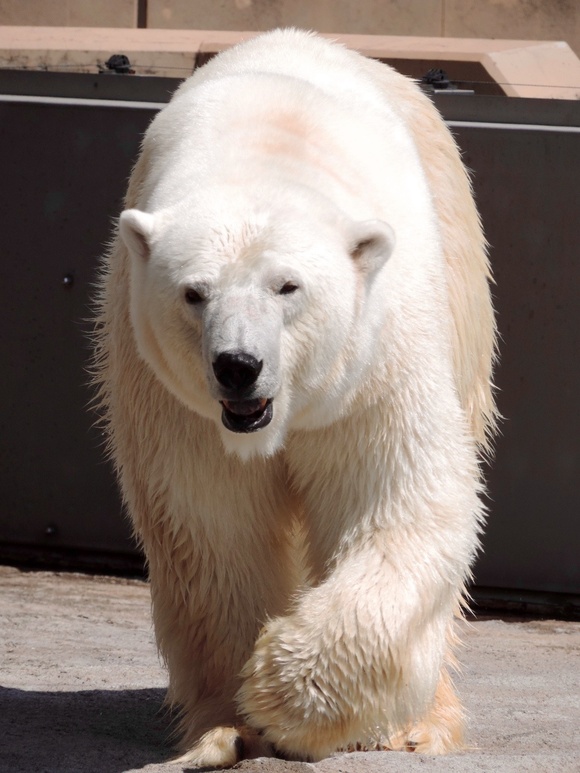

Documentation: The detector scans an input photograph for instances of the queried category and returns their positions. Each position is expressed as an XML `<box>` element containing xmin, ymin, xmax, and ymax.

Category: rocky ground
<box><xmin>1</xmin><ymin>565</ymin><xmax>579</xmax><ymax>773</ymax></box>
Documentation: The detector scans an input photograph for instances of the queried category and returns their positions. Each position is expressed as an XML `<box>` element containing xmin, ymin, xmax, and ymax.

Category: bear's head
<box><xmin>119</xmin><ymin>189</ymin><xmax>394</xmax><ymax>459</ymax></box>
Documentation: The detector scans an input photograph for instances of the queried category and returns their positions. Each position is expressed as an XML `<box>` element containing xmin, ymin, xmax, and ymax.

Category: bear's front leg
<box><xmin>237</xmin><ymin>536</ymin><xmax>462</xmax><ymax>760</ymax></box>
<box><xmin>146</xmin><ymin>510</ymin><xmax>296</xmax><ymax>768</ymax></box>
<box><xmin>135</xmin><ymin>456</ymin><xmax>299</xmax><ymax>766</ymax></box>
<box><xmin>237</xmin><ymin>414</ymin><xmax>483</xmax><ymax>761</ymax></box>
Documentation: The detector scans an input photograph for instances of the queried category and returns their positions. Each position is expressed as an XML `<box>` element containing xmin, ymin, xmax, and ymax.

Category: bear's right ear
<box><xmin>119</xmin><ymin>209</ymin><xmax>156</xmax><ymax>261</ymax></box>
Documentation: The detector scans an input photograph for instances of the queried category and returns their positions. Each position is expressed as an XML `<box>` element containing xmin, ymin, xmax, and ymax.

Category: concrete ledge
<box><xmin>1</xmin><ymin>27</ymin><xmax>580</xmax><ymax>98</ymax></box>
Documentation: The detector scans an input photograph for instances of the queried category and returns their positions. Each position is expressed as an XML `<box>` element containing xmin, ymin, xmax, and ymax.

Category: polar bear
<box><xmin>93</xmin><ymin>28</ymin><xmax>496</xmax><ymax>766</ymax></box>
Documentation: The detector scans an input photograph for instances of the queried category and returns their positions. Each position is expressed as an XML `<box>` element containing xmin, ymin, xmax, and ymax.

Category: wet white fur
<box><xmin>94</xmin><ymin>29</ymin><xmax>496</xmax><ymax>765</ymax></box>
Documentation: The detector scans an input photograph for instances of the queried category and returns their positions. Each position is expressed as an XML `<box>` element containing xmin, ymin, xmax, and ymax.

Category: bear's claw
<box><xmin>174</xmin><ymin>725</ymin><xmax>274</xmax><ymax>768</ymax></box>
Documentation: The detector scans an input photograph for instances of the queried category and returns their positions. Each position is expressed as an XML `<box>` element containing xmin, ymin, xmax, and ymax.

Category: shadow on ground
<box><xmin>0</xmin><ymin>686</ymin><xmax>172</xmax><ymax>772</ymax></box>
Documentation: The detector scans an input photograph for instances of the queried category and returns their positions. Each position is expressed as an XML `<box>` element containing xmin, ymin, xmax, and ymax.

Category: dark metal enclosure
<box><xmin>0</xmin><ymin>73</ymin><xmax>578</xmax><ymax>597</ymax></box>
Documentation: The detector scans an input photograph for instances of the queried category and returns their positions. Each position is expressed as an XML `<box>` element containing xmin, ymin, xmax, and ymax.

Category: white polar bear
<box><xmin>94</xmin><ymin>28</ymin><xmax>496</xmax><ymax>766</ymax></box>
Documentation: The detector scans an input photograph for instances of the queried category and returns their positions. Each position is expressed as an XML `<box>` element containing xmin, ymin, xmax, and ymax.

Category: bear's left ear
<box><xmin>349</xmin><ymin>219</ymin><xmax>395</xmax><ymax>274</ymax></box>
<box><xmin>119</xmin><ymin>209</ymin><xmax>156</xmax><ymax>261</ymax></box>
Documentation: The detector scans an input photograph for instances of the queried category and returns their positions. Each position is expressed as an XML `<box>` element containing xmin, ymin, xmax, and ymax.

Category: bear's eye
<box><xmin>184</xmin><ymin>287</ymin><xmax>204</xmax><ymax>305</ymax></box>
<box><xmin>278</xmin><ymin>282</ymin><xmax>299</xmax><ymax>296</ymax></box>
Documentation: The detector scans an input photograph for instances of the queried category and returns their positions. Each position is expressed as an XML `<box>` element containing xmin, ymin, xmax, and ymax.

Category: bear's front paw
<box><xmin>174</xmin><ymin>725</ymin><xmax>273</xmax><ymax>769</ymax></box>
<box><xmin>237</xmin><ymin>618</ymin><xmax>352</xmax><ymax>761</ymax></box>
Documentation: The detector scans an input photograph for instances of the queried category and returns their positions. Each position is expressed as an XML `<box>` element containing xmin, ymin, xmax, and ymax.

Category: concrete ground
<box><xmin>1</xmin><ymin>565</ymin><xmax>579</xmax><ymax>773</ymax></box>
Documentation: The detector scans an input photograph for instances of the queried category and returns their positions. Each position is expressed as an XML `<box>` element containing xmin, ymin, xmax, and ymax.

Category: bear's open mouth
<box><xmin>220</xmin><ymin>398</ymin><xmax>273</xmax><ymax>433</ymax></box>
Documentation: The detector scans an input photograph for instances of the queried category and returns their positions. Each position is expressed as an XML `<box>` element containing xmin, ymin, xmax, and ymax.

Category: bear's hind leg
<box><xmin>388</xmin><ymin>665</ymin><xmax>466</xmax><ymax>754</ymax></box>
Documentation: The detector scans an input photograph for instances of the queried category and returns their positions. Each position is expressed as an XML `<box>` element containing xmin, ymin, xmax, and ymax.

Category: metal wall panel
<box><xmin>455</xmin><ymin>122</ymin><xmax>580</xmax><ymax>594</ymax></box>
<box><xmin>0</xmin><ymin>77</ymin><xmax>578</xmax><ymax>593</ymax></box>
<box><xmin>0</xmin><ymin>97</ymin><xmax>150</xmax><ymax>559</ymax></box>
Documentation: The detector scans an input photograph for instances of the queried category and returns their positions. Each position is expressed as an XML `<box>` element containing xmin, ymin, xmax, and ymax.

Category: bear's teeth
<box><xmin>222</xmin><ymin>399</ymin><xmax>268</xmax><ymax>416</ymax></box>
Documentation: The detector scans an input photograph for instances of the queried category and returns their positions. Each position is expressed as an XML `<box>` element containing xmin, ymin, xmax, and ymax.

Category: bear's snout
<box><xmin>213</xmin><ymin>352</ymin><xmax>273</xmax><ymax>433</ymax></box>
<box><xmin>213</xmin><ymin>351</ymin><xmax>263</xmax><ymax>393</ymax></box>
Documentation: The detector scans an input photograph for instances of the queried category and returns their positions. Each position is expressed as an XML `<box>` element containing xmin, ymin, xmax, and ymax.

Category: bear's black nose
<box><xmin>213</xmin><ymin>352</ymin><xmax>263</xmax><ymax>392</ymax></box>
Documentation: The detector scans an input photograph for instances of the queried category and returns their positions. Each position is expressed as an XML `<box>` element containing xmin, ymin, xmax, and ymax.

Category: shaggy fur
<box><xmin>93</xmin><ymin>29</ymin><xmax>496</xmax><ymax>766</ymax></box>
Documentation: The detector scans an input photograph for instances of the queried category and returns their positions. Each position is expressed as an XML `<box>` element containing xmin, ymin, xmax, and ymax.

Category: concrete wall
<box><xmin>0</xmin><ymin>0</ymin><xmax>579</xmax><ymax>58</ymax></box>
<box><xmin>3</xmin><ymin>27</ymin><xmax>580</xmax><ymax>99</ymax></box>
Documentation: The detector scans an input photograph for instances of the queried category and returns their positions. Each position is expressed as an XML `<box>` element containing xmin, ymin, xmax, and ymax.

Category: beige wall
<box><xmin>147</xmin><ymin>0</ymin><xmax>443</xmax><ymax>37</ymax></box>
<box><xmin>0</xmin><ymin>0</ymin><xmax>579</xmax><ymax>57</ymax></box>
<box><xmin>0</xmin><ymin>0</ymin><xmax>138</xmax><ymax>28</ymax></box>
